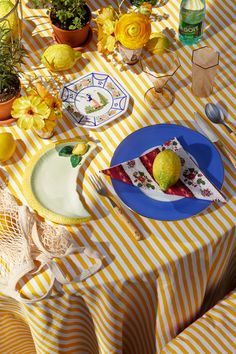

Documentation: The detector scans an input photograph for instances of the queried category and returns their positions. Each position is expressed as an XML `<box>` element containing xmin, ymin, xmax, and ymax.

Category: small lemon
<box><xmin>41</xmin><ymin>44</ymin><xmax>82</xmax><ymax>71</ymax></box>
<box><xmin>0</xmin><ymin>132</ymin><xmax>16</xmax><ymax>162</ymax></box>
<box><xmin>152</xmin><ymin>149</ymin><xmax>181</xmax><ymax>191</ymax></box>
<box><xmin>72</xmin><ymin>142</ymin><xmax>88</xmax><ymax>156</ymax></box>
<box><xmin>146</xmin><ymin>32</ymin><xmax>170</xmax><ymax>54</ymax></box>
<box><xmin>0</xmin><ymin>0</ymin><xmax>18</xmax><ymax>39</ymax></box>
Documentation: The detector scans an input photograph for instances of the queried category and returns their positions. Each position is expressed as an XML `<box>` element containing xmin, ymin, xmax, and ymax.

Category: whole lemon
<box><xmin>152</xmin><ymin>149</ymin><xmax>181</xmax><ymax>191</ymax></box>
<box><xmin>41</xmin><ymin>44</ymin><xmax>82</xmax><ymax>71</ymax></box>
<box><xmin>146</xmin><ymin>32</ymin><xmax>170</xmax><ymax>54</ymax></box>
<box><xmin>0</xmin><ymin>132</ymin><xmax>16</xmax><ymax>162</ymax></box>
<box><xmin>0</xmin><ymin>0</ymin><xmax>18</xmax><ymax>39</ymax></box>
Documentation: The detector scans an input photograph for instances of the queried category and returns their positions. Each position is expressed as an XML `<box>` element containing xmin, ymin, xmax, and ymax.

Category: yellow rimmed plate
<box><xmin>23</xmin><ymin>139</ymin><xmax>96</xmax><ymax>224</ymax></box>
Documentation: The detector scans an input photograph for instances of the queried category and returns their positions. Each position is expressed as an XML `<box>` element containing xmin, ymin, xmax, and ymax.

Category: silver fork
<box><xmin>89</xmin><ymin>173</ymin><xmax>142</xmax><ymax>241</ymax></box>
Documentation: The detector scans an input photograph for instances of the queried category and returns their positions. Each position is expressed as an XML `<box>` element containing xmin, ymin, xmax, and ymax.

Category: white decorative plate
<box><xmin>60</xmin><ymin>72</ymin><xmax>130</xmax><ymax>129</ymax></box>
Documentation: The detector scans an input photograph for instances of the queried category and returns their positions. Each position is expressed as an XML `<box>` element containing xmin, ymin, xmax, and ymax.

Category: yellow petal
<box><xmin>103</xmin><ymin>19</ymin><xmax>115</xmax><ymax>35</ymax></box>
<box><xmin>11</xmin><ymin>97</ymin><xmax>31</xmax><ymax>116</ymax></box>
<box><xmin>105</xmin><ymin>35</ymin><xmax>116</xmax><ymax>52</ymax></box>
<box><xmin>32</xmin><ymin>116</ymin><xmax>46</xmax><ymax>130</ymax></box>
<box><xmin>96</xmin><ymin>7</ymin><xmax>114</xmax><ymax>24</ymax></box>
<box><xmin>16</xmin><ymin>116</ymin><xmax>34</xmax><ymax>130</ymax></box>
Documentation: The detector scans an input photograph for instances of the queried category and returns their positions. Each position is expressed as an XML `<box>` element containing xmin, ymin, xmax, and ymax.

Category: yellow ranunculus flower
<box><xmin>11</xmin><ymin>96</ymin><xmax>50</xmax><ymax>130</ymax></box>
<box><xmin>115</xmin><ymin>13</ymin><xmax>151</xmax><ymax>50</ymax></box>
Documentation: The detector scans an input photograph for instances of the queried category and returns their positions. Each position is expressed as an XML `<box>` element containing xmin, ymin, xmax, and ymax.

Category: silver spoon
<box><xmin>205</xmin><ymin>103</ymin><xmax>236</xmax><ymax>143</ymax></box>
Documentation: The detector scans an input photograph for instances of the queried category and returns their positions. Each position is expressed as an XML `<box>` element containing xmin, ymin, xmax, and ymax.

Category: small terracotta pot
<box><xmin>0</xmin><ymin>91</ymin><xmax>20</xmax><ymax>122</ymax></box>
<box><xmin>50</xmin><ymin>5</ymin><xmax>91</xmax><ymax>48</ymax></box>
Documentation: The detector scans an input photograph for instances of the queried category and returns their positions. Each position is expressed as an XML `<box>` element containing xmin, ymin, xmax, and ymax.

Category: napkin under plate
<box><xmin>101</xmin><ymin>137</ymin><xmax>226</xmax><ymax>203</ymax></box>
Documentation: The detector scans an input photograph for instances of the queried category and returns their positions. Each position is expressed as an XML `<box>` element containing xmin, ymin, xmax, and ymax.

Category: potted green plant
<box><xmin>0</xmin><ymin>28</ymin><xmax>24</xmax><ymax>123</ymax></box>
<box><xmin>33</xmin><ymin>0</ymin><xmax>91</xmax><ymax>48</ymax></box>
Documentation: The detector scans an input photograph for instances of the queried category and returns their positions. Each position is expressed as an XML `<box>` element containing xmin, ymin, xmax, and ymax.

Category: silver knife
<box><xmin>194</xmin><ymin>112</ymin><xmax>236</xmax><ymax>168</ymax></box>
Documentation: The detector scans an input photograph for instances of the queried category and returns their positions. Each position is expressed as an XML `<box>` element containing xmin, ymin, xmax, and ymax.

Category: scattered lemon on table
<box><xmin>41</xmin><ymin>44</ymin><xmax>82</xmax><ymax>71</ymax></box>
<box><xmin>0</xmin><ymin>0</ymin><xmax>18</xmax><ymax>39</ymax></box>
<box><xmin>152</xmin><ymin>149</ymin><xmax>181</xmax><ymax>191</ymax></box>
<box><xmin>0</xmin><ymin>132</ymin><xmax>16</xmax><ymax>162</ymax></box>
<box><xmin>146</xmin><ymin>32</ymin><xmax>170</xmax><ymax>54</ymax></box>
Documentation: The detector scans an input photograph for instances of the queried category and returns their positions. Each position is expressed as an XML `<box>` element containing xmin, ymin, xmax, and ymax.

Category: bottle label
<box><xmin>179</xmin><ymin>21</ymin><xmax>202</xmax><ymax>37</ymax></box>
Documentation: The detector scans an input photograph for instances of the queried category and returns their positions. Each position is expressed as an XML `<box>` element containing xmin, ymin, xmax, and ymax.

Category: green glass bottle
<box><xmin>179</xmin><ymin>0</ymin><xmax>206</xmax><ymax>45</ymax></box>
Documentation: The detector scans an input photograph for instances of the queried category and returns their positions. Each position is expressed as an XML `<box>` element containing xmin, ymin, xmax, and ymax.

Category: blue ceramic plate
<box><xmin>111</xmin><ymin>124</ymin><xmax>224</xmax><ymax>220</ymax></box>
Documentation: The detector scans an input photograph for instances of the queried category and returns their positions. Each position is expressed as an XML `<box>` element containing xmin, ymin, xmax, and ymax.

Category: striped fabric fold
<box><xmin>161</xmin><ymin>289</ymin><xmax>236</xmax><ymax>354</ymax></box>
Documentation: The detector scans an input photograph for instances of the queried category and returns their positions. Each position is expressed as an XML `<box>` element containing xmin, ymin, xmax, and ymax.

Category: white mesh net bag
<box><xmin>0</xmin><ymin>188</ymin><xmax>35</xmax><ymax>300</ymax></box>
<box><xmin>0</xmin><ymin>187</ymin><xmax>103</xmax><ymax>303</ymax></box>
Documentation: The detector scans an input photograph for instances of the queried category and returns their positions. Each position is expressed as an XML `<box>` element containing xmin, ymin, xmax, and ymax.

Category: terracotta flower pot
<box><xmin>0</xmin><ymin>90</ymin><xmax>20</xmax><ymax>124</ymax></box>
<box><xmin>50</xmin><ymin>5</ymin><xmax>91</xmax><ymax>48</ymax></box>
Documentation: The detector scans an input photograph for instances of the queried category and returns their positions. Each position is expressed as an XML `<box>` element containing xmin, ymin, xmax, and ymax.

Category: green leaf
<box><xmin>70</xmin><ymin>154</ymin><xmax>82</xmax><ymax>168</ymax></box>
<box><xmin>59</xmin><ymin>146</ymin><xmax>73</xmax><ymax>157</ymax></box>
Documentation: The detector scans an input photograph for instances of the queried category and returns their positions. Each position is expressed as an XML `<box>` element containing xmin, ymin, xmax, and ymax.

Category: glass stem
<box><xmin>154</xmin><ymin>88</ymin><xmax>163</xmax><ymax>93</ymax></box>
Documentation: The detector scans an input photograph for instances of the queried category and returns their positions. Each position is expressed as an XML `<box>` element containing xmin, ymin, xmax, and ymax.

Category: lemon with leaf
<box><xmin>152</xmin><ymin>149</ymin><xmax>181</xmax><ymax>191</ymax></box>
<box><xmin>41</xmin><ymin>44</ymin><xmax>82</xmax><ymax>72</ymax></box>
<box><xmin>0</xmin><ymin>132</ymin><xmax>16</xmax><ymax>162</ymax></box>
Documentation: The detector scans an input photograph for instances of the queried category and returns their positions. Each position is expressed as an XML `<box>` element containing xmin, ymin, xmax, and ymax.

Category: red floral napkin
<box><xmin>101</xmin><ymin>137</ymin><xmax>226</xmax><ymax>202</ymax></box>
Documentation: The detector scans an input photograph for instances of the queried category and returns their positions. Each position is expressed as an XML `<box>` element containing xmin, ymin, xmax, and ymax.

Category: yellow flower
<box><xmin>103</xmin><ymin>19</ymin><xmax>115</xmax><ymax>36</ymax></box>
<box><xmin>105</xmin><ymin>35</ymin><xmax>116</xmax><ymax>52</ymax></box>
<box><xmin>11</xmin><ymin>96</ymin><xmax>50</xmax><ymax>130</ymax></box>
<box><xmin>115</xmin><ymin>13</ymin><xmax>151</xmax><ymax>49</ymax></box>
<box><xmin>95</xmin><ymin>7</ymin><xmax>114</xmax><ymax>25</ymax></box>
<box><xmin>94</xmin><ymin>6</ymin><xmax>118</xmax><ymax>54</ymax></box>
<box><xmin>97</xmin><ymin>23</ymin><xmax>104</xmax><ymax>42</ymax></box>
<box><xmin>45</xmin><ymin>95</ymin><xmax>62</xmax><ymax>121</ymax></box>
<box><xmin>139</xmin><ymin>2</ymin><xmax>152</xmax><ymax>17</ymax></box>
<box><xmin>97</xmin><ymin>25</ymin><xmax>116</xmax><ymax>54</ymax></box>
<box><xmin>27</xmin><ymin>83</ymin><xmax>51</xmax><ymax>100</ymax></box>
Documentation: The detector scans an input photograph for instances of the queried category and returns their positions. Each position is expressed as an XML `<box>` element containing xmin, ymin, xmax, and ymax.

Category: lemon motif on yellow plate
<box><xmin>72</xmin><ymin>142</ymin><xmax>89</xmax><ymax>156</ymax></box>
<box><xmin>0</xmin><ymin>132</ymin><xmax>16</xmax><ymax>162</ymax></box>
<box><xmin>152</xmin><ymin>149</ymin><xmax>181</xmax><ymax>191</ymax></box>
<box><xmin>41</xmin><ymin>44</ymin><xmax>82</xmax><ymax>71</ymax></box>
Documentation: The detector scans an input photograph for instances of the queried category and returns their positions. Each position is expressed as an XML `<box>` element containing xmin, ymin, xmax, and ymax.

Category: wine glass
<box><xmin>140</xmin><ymin>50</ymin><xmax>180</xmax><ymax>110</ymax></box>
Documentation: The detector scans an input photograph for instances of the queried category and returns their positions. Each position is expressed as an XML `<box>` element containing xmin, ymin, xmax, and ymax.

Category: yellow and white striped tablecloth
<box><xmin>0</xmin><ymin>0</ymin><xmax>236</xmax><ymax>353</ymax></box>
<box><xmin>161</xmin><ymin>289</ymin><xmax>236</xmax><ymax>353</ymax></box>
